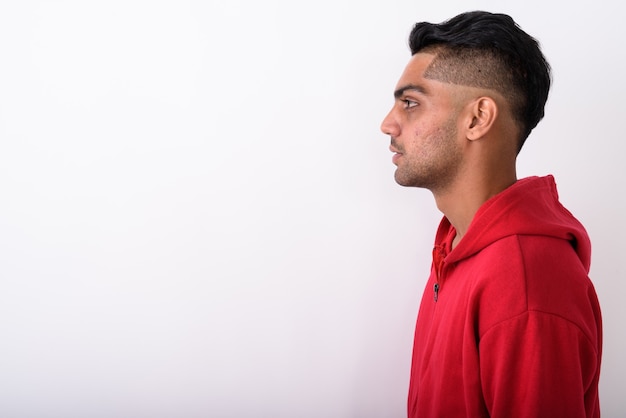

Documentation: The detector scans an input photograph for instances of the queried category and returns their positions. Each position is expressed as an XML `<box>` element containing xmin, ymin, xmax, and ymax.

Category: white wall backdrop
<box><xmin>0</xmin><ymin>1</ymin><xmax>624</xmax><ymax>417</ymax></box>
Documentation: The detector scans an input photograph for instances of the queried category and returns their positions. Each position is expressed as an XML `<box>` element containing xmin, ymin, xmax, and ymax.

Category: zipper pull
<box><xmin>434</xmin><ymin>283</ymin><xmax>439</xmax><ymax>302</ymax></box>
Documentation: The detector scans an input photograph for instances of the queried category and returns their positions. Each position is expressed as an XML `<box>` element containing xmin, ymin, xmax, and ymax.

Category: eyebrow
<box><xmin>394</xmin><ymin>84</ymin><xmax>428</xmax><ymax>99</ymax></box>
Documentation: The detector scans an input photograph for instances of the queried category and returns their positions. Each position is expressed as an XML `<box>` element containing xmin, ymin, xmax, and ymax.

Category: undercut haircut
<box><xmin>409</xmin><ymin>11</ymin><xmax>551</xmax><ymax>151</ymax></box>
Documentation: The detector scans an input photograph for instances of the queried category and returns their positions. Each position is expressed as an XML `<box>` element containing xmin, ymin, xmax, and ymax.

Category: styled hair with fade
<box><xmin>409</xmin><ymin>11</ymin><xmax>551</xmax><ymax>151</ymax></box>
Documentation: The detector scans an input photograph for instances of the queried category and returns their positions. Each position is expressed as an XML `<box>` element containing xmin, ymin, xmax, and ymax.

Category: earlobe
<box><xmin>466</xmin><ymin>97</ymin><xmax>497</xmax><ymax>141</ymax></box>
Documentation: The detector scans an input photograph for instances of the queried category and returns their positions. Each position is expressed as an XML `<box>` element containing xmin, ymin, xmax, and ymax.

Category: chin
<box><xmin>394</xmin><ymin>171</ymin><xmax>430</xmax><ymax>189</ymax></box>
<box><xmin>394</xmin><ymin>172</ymin><xmax>416</xmax><ymax>187</ymax></box>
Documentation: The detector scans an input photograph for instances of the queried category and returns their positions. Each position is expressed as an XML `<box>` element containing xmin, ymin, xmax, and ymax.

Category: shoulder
<box><xmin>458</xmin><ymin>235</ymin><xmax>599</xmax><ymax>339</ymax></box>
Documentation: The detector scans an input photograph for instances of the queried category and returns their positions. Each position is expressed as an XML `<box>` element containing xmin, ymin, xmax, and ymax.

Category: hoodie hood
<box><xmin>441</xmin><ymin>175</ymin><xmax>591</xmax><ymax>271</ymax></box>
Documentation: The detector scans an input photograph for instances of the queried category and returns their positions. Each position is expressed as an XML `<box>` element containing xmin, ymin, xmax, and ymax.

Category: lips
<box><xmin>390</xmin><ymin>145</ymin><xmax>403</xmax><ymax>164</ymax></box>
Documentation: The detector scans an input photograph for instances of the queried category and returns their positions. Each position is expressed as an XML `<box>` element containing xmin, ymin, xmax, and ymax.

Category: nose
<box><xmin>380</xmin><ymin>108</ymin><xmax>399</xmax><ymax>137</ymax></box>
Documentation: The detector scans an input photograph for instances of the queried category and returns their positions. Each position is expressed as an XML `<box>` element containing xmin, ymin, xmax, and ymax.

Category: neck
<box><xmin>433</xmin><ymin>167</ymin><xmax>517</xmax><ymax>249</ymax></box>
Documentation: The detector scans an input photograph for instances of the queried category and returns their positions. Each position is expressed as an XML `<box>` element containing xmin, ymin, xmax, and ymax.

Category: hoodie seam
<box><xmin>478</xmin><ymin>236</ymin><xmax>596</xmax><ymax>351</ymax></box>
<box><xmin>478</xmin><ymin>309</ymin><xmax>599</xmax><ymax>354</ymax></box>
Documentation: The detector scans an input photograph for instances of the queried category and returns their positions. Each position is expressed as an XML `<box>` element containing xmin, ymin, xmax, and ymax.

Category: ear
<box><xmin>465</xmin><ymin>97</ymin><xmax>498</xmax><ymax>141</ymax></box>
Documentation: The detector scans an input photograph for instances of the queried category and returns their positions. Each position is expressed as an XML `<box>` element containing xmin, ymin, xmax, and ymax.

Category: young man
<box><xmin>380</xmin><ymin>11</ymin><xmax>602</xmax><ymax>417</ymax></box>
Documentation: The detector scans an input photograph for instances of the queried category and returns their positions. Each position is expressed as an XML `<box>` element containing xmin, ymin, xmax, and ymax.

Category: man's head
<box><xmin>409</xmin><ymin>11</ymin><xmax>551</xmax><ymax>150</ymax></box>
<box><xmin>381</xmin><ymin>11</ymin><xmax>552</xmax><ymax>192</ymax></box>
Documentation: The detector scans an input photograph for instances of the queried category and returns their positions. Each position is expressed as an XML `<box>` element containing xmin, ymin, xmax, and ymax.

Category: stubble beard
<box><xmin>394</xmin><ymin>118</ymin><xmax>462</xmax><ymax>192</ymax></box>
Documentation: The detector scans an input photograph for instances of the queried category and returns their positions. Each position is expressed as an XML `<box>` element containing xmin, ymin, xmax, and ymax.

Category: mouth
<box><xmin>389</xmin><ymin>145</ymin><xmax>402</xmax><ymax>165</ymax></box>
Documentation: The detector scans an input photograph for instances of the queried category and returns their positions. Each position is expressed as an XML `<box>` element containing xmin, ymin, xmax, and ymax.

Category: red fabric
<box><xmin>408</xmin><ymin>176</ymin><xmax>602</xmax><ymax>417</ymax></box>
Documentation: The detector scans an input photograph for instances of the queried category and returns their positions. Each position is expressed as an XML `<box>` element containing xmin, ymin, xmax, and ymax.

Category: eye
<box><xmin>402</xmin><ymin>99</ymin><xmax>419</xmax><ymax>109</ymax></box>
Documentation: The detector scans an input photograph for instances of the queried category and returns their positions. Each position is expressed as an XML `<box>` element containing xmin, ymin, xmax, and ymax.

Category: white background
<box><xmin>0</xmin><ymin>0</ymin><xmax>624</xmax><ymax>417</ymax></box>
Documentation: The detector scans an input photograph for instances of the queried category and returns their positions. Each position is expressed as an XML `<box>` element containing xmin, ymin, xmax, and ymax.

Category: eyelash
<box><xmin>402</xmin><ymin>99</ymin><xmax>419</xmax><ymax>109</ymax></box>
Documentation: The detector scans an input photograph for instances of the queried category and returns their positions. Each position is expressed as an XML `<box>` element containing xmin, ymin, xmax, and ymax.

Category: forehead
<box><xmin>396</xmin><ymin>52</ymin><xmax>437</xmax><ymax>89</ymax></box>
<box><xmin>394</xmin><ymin>52</ymin><xmax>476</xmax><ymax>109</ymax></box>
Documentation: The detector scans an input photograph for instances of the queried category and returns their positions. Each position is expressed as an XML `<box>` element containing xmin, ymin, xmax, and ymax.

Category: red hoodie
<box><xmin>408</xmin><ymin>175</ymin><xmax>602</xmax><ymax>418</ymax></box>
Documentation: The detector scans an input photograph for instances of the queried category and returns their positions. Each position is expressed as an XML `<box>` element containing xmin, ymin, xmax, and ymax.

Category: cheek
<box><xmin>410</xmin><ymin>116</ymin><xmax>436</xmax><ymax>138</ymax></box>
<box><xmin>409</xmin><ymin>121</ymin><xmax>435</xmax><ymax>146</ymax></box>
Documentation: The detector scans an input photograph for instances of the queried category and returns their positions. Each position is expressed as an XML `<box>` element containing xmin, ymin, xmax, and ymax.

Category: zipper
<box><xmin>432</xmin><ymin>244</ymin><xmax>446</xmax><ymax>303</ymax></box>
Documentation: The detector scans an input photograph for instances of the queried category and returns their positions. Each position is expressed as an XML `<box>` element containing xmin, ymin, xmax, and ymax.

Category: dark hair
<box><xmin>409</xmin><ymin>11</ymin><xmax>551</xmax><ymax>150</ymax></box>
